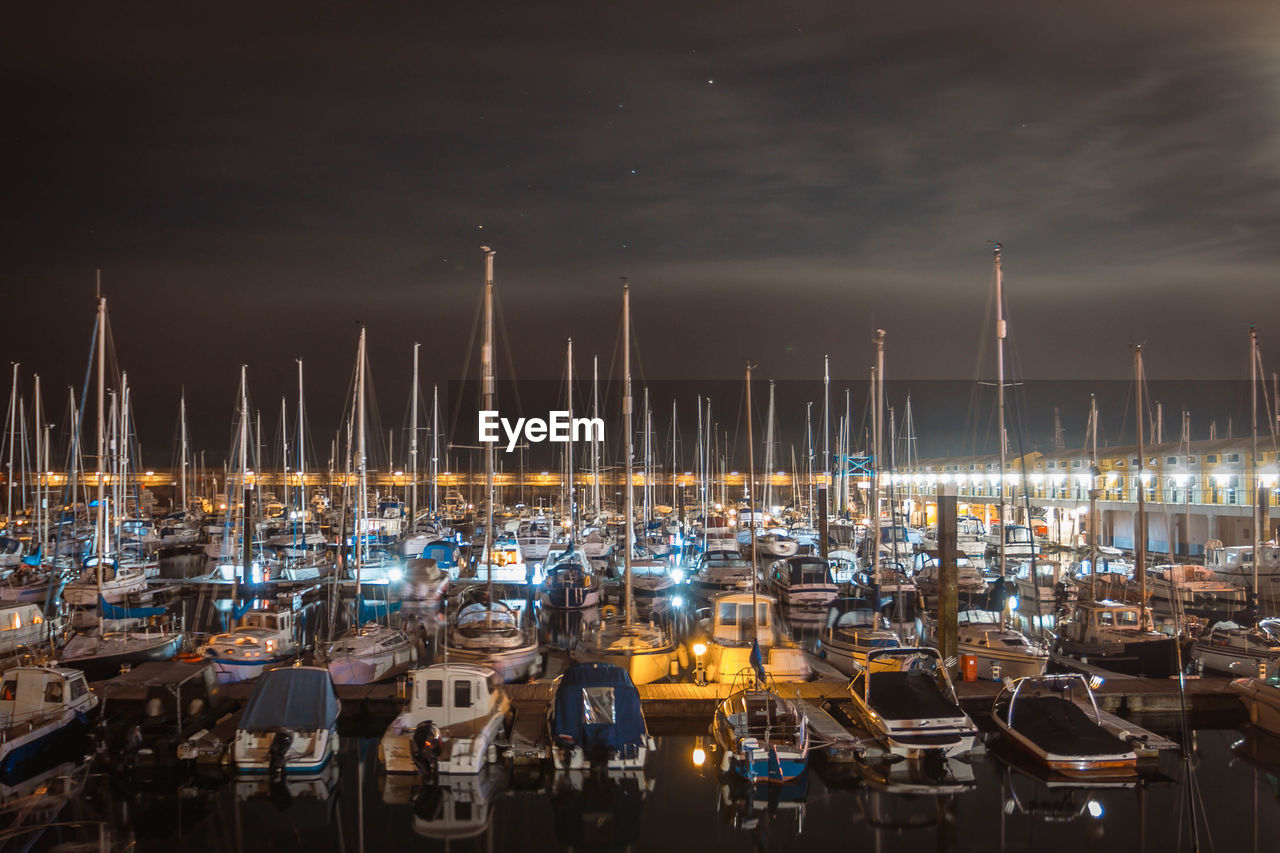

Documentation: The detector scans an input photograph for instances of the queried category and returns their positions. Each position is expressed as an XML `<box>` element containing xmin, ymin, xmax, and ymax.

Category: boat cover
<box><xmin>551</xmin><ymin>663</ymin><xmax>645</xmax><ymax>756</ymax></box>
<box><xmin>1009</xmin><ymin>696</ymin><xmax>1130</xmax><ymax>757</ymax></box>
<box><xmin>869</xmin><ymin>671</ymin><xmax>961</xmax><ymax>720</ymax></box>
<box><xmin>239</xmin><ymin>666</ymin><xmax>339</xmax><ymax>732</ymax></box>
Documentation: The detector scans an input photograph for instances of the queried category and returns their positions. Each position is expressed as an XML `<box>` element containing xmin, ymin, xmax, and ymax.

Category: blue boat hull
<box><xmin>0</xmin><ymin>714</ymin><xmax>92</xmax><ymax>785</ymax></box>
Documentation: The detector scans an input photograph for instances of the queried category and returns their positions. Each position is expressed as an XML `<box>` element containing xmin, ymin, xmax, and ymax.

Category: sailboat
<box><xmin>1055</xmin><ymin>347</ymin><xmax>1186</xmax><ymax>678</ymax></box>
<box><xmin>577</xmin><ymin>282</ymin><xmax>677</xmax><ymax>685</ymax></box>
<box><xmin>59</xmin><ymin>294</ymin><xmax>182</xmax><ymax>679</ymax></box>
<box><xmin>441</xmin><ymin>247</ymin><xmax>540</xmax><ymax>682</ymax></box>
<box><xmin>687</xmin><ymin>365</ymin><xmax>811</xmax><ymax>684</ymax></box>
<box><xmin>710</xmin><ymin>376</ymin><xmax>812</xmax><ymax>782</ymax></box>
<box><xmin>321</xmin><ymin>328</ymin><xmax>417</xmax><ymax>685</ymax></box>
<box><xmin>540</xmin><ymin>339</ymin><xmax>602</xmax><ymax>611</ymax></box>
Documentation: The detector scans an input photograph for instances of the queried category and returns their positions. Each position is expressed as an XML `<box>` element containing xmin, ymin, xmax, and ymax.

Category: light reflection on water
<box><xmin>27</xmin><ymin>725</ymin><xmax>1269</xmax><ymax>852</ymax></box>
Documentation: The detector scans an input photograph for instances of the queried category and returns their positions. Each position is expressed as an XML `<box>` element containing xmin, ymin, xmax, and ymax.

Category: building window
<box><xmin>1166</xmin><ymin>456</ymin><xmax>1177</xmax><ymax>465</ymax></box>
<box><xmin>1228</xmin><ymin>453</ymin><xmax>1240</xmax><ymax>463</ymax></box>
<box><xmin>1207</xmin><ymin>455</ymin><xmax>1217</xmax><ymax>463</ymax></box>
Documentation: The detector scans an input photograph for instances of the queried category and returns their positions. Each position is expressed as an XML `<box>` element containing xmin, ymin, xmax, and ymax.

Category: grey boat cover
<box><xmin>239</xmin><ymin>666</ymin><xmax>339</xmax><ymax>732</ymax></box>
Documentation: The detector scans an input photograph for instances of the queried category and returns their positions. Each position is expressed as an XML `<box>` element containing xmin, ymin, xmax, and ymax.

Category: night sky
<box><xmin>3</xmin><ymin>1</ymin><xmax>1278</xmax><ymax>464</ymax></box>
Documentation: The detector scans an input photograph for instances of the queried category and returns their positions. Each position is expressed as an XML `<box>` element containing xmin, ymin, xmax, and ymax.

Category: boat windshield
<box><xmin>1098</xmin><ymin>608</ymin><xmax>1142</xmax><ymax>629</ymax></box>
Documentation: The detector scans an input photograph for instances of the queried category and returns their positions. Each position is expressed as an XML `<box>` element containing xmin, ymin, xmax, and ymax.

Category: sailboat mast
<box><xmin>623</xmin><ymin>282</ymin><xmax>634</xmax><ymax>629</ymax></box>
<box><xmin>355</xmin><ymin>327</ymin><xmax>368</xmax><ymax>601</ymax></box>
<box><xmin>1135</xmin><ymin>346</ymin><xmax>1148</xmax><ymax>628</ymax></box>
<box><xmin>95</xmin><ymin>297</ymin><xmax>106</xmax><ymax>635</ymax></box>
<box><xmin>431</xmin><ymin>384</ymin><xmax>440</xmax><ymax>517</ymax></box>
<box><xmin>6</xmin><ymin>362</ymin><xmax>17</xmax><ymax>525</ymax></box>
<box><xmin>994</xmin><ymin>244</ymin><xmax>1008</xmax><ymax>578</ymax></box>
<box><xmin>642</xmin><ymin>387</ymin><xmax>651</xmax><ymax>524</ymax></box>
<box><xmin>32</xmin><ymin>374</ymin><xmax>41</xmax><ymax>551</ymax></box>
<box><xmin>238</xmin><ymin>365</ymin><xmax>250</xmax><ymax>597</ymax></box>
<box><xmin>566</xmin><ymin>338</ymin><xmax>575</xmax><ymax>539</ymax></box>
<box><xmin>1251</xmin><ymin>326</ymin><xmax>1262</xmax><ymax>595</ymax></box>
<box><xmin>297</xmin><ymin>359</ymin><xmax>305</xmax><ymax>516</ymax></box>
<box><xmin>871</xmin><ymin>331</ymin><xmax>885</xmax><ymax>589</ymax></box>
<box><xmin>823</xmin><ymin>355</ymin><xmax>830</xmax><ymax>516</ymax></box>
<box><xmin>764</xmin><ymin>381</ymin><xmax>775</xmax><ymax>511</ymax></box>
<box><xmin>746</xmin><ymin>364</ymin><xmax>759</xmax><ymax>640</ymax></box>
<box><xmin>481</xmin><ymin>247</ymin><xmax>496</xmax><ymax>610</ymax></box>
<box><xmin>410</xmin><ymin>343</ymin><xmax>419</xmax><ymax>527</ymax></box>
<box><xmin>591</xmin><ymin>357</ymin><xmax>601</xmax><ymax>519</ymax></box>
<box><xmin>179</xmin><ymin>390</ymin><xmax>189</xmax><ymax>512</ymax></box>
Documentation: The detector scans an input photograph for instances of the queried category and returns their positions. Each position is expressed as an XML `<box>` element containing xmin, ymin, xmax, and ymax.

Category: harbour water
<box><xmin>15</xmin><ymin>723</ymin><xmax>1275</xmax><ymax>851</ymax></box>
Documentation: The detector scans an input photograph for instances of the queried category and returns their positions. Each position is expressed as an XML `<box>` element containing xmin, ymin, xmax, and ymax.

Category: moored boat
<box><xmin>546</xmin><ymin>662</ymin><xmax>654</xmax><ymax>770</ymax></box>
<box><xmin>380</xmin><ymin>663</ymin><xmax>510</xmax><ymax>775</ymax></box>
<box><xmin>231</xmin><ymin>665</ymin><xmax>339</xmax><ymax>777</ymax></box>
<box><xmin>992</xmin><ymin>674</ymin><xmax>1137</xmax><ymax>779</ymax></box>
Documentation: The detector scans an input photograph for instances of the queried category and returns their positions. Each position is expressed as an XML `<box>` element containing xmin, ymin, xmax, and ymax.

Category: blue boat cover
<box><xmin>99</xmin><ymin>595</ymin><xmax>166</xmax><ymax>619</ymax></box>
<box><xmin>551</xmin><ymin>663</ymin><xmax>646</xmax><ymax>756</ymax></box>
<box><xmin>422</xmin><ymin>542</ymin><xmax>457</xmax><ymax>567</ymax></box>
<box><xmin>357</xmin><ymin>596</ymin><xmax>402</xmax><ymax>623</ymax></box>
<box><xmin>239</xmin><ymin>667</ymin><xmax>339</xmax><ymax>732</ymax></box>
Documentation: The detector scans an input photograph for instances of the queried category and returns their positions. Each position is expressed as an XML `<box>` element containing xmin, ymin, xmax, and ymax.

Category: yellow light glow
<box><xmin>693</xmin><ymin>642</ymin><xmax>707</xmax><ymax>657</ymax></box>
<box><xmin>692</xmin><ymin>747</ymin><xmax>706</xmax><ymax>766</ymax></box>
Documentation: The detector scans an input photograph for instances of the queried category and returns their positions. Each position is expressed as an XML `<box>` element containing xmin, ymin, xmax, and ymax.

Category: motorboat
<box><xmin>819</xmin><ymin>598</ymin><xmax>901</xmax><ymax>677</ymax></box>
<box><xmin>443</xmin><ymin>590</ymin><xmax>540</xmax><ymax>683</ymax></box>
<box><xmin>827</xmin><ymin>547</ymin><xmax>860</xmax><ymax>585</ymax></box>
<box><xmin>847</xmin><ymin>647</ymin><xmax>979</xmax><ymax>759</ymax></box>
<box><xmin>1143</xmin><ymin>564</ymin><xmax>1249</xmax><ymax>622</ymax></box>
<box><xmin>231</xmin><ymin>665</ymin><xmax>340</xmax><ymax>777</ymax></box>
<box><xmin>108</xmin><ymin>660</ymin><xmax>232</xmax><ymax>773</ymax></box>
<box><xmin>1012</xmin><ymin>559</ymin><xmax>1078</xmax><ymax>615</ymax></box>
<box><xmin>202</xmin><ymin>607</ymin><xmax>299</xmax><ymax>683</ymax></box>
<box><xmin>0</xmin><ymin>666</ymin><xmax>97</xmax><ymax>783</ymax></box>
<box><xmin>0</xmin><ymin>603</ymin><xmax>55</xmax><ymax>657</ymax></box>
<box><xmin>1204</xmin><ymin>542</ymin><xmax>1280</xmax><ymax>599</ymax></box>
<box><xmin>711</xmin><ymin>676</ymin><xmax>809</xmax><ymax>784</ymax></box>
<box><xmin>1193</xmin><ymin>620</ymin><xmax>1280</xmax><ymax>678</ymax></box>
<box><xmin>911</xmin><ymin>553</ymin><xmax>987</xmax><ymax>605</ymax></box>
<box><xmin>380</xmin><ymin>663</ymin><xmax>510</xmax><ymax>775</ymax></box>
<box><xmin>992</xmin><ymin>674</ymin><xmax>1138</xmax><ymax>779</ymax></box>
<box><xmin>321</xmin><ymin>622</ymin><xmax>417</xmax><ymax>685</ymax></box>
<box><xmin>472</xmin><ymin>538</ymin><xmax>531</xmax><ymax>584</ymax></box>
<box><xmin>956</xmin><ymin>517</ymin><xmax>989</xmax><ymax>558</ymax></box>
<box><xmin>687</xmin><ymin>550</ymin><xmax>754</xmax><ymax>599</ymax></box>
<box><xmin>766</xmin><ymin>555</ymin><xmax>838</xmax><ymax>609</ymax></box>
<box><xmin>1229</xmin><ymin>675</ymin><xmax>1280</xmax><ymax>737</ymax></box>
<box><xmin>1054</xmin><ymin>599</ymin><xmax>1185</xmax><ymax>678</ymax></box>
<box><xmin>547</xmin><ymin>662</ymin><xmax>654</xmax><ymax>770</ymax></box>
<box><xmin>954</xmin><ymin>610</ymin><xmax>1049</xmax><ymax>680</ymax></box>
<box><xmin>624</xmin><ymin>546</ymin><xmax>677</xmax><ymax>597</ymax></box>
<box><xmin>688</xmin><ymin>592</ymin><xmax>810</xmax><ymax>683</ymax></box>
<box><xmin>985</xmin><ymin>524</ymin><xmax>1040</xmax><ymax>561</ymax></box>
<box><xmin>62</xmin><ymin>561</ymin><xmax>146</xmax><ymax>606</ymax></box>
<box><xmin>541</xmin><ymin>554</ymin><xmax>602</xmax><ymax>610</ymax></box>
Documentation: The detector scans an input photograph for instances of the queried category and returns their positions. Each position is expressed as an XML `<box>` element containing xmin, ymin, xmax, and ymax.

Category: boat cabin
<box><xmin>710</xmin><ymin>592</ymin><xmax>778</xmax><ymax>646</ymax></box>
<box><xmin>0</xmin><ymin>666</ymin><xmax>95</xmax><ymax>726</ymax></box>
<box><xmin>0</xmin><ymin>603</ymin><xmax>47</xmax><ymax>653</ymax></box>
<box><xmin>240</xmin><ymin>608</ymin><xmax>295</xmax><ymax>636</ymax></box>
<box><xmin>409</xmin><ymin>664</ymin><xmax>504</xmax><ymax>727</ymax></box>
<box><xmin>771</xmin><ymin>556</ymin><xmax>833</xmax><ymax>588</ymax></box>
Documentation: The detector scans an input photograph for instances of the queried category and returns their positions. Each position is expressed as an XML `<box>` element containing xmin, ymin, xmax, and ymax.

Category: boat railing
<box><xmin>0</xmin><ymin>705</ymin><xmax>76</xmax><ymax>742</ymax></box>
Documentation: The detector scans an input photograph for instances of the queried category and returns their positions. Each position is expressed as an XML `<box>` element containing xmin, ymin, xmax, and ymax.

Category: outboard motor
<box><xmin>410</xmin><ymin>720</ymin><xmax>442</xmax><ymax>779</ymax></box>
<box><xmin>268</xmin><ymin>730</ymin><xmax>294</xmax><ymax>782</ymax></box>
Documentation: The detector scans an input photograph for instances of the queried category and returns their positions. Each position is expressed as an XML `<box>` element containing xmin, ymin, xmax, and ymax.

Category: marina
<box><xmin>5</xmin><ymin>1</ymin><xmax>1280</xmax><ymax>849</ymax></box>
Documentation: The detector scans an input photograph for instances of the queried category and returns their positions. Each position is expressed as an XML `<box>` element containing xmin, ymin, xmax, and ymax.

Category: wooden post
<box><xmin>817</xmin><ymin>483</ymin><xmax>830</xmax><ymax>560</ymax></box>
<box><xmin>937</xmin><ymin>482</ymin><xmax>958</xmax><ymax>667</ymax></box>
